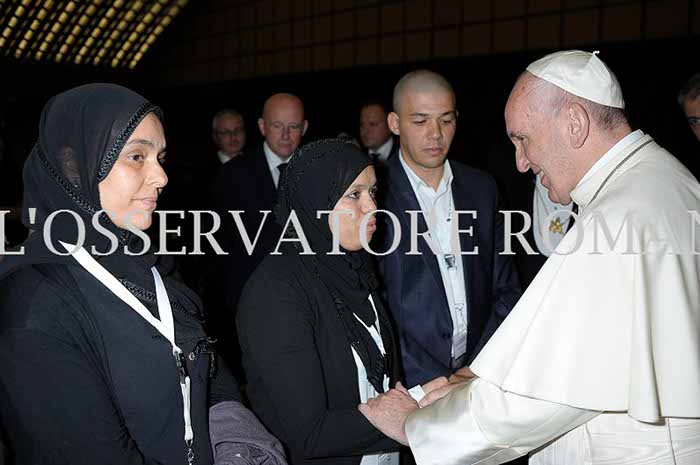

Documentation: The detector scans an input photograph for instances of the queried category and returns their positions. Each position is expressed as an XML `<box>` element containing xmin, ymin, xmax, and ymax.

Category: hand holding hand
<box><xmin>421</xmin><ymin>376</ymin><xmax>449</xmax><ymax>395</ymax></box>
<box><xmin>448</xmin><ymin>365</ymin><xmax>477</xmax><ymax>384</ymax></box>
<box><xmin>419</xmin><ymin>375</ymin><xmax>474</xmax><ymax>408</ymax></box>
<box><xmin>358</xmin><ymin>382</ymin><xmax>418</xmax><ymax>446</ymax></box>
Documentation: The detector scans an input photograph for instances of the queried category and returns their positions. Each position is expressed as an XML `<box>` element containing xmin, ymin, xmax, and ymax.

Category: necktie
<box><xmin>278</xmin><ymin>163</ymin><xmax>288</xmax><ymax>176</ymax></box>
<box><xmin>369</xmin><ymin>152</ymin><xmax>379</xmax><ymax>163</ymax></box>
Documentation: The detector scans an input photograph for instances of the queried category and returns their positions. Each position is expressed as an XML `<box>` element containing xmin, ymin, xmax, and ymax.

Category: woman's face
<box><xmin>328</xmin><ymin>166</ymin><xmax>378</xmax><ymax>252</ymax></box>
<box><xmin>99</xmin><ymin>113</ymin><xmax>168</xmax><ymax>230</ymax></box>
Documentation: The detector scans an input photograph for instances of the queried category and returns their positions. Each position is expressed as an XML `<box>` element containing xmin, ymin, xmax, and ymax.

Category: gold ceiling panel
<box><xmin>0</xmin><ymin>0</ymin><xmax>189</xmax><ymax>69</ymax></box>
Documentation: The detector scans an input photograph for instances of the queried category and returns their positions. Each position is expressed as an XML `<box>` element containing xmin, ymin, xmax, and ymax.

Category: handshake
<box><xmin>358</xmin><ymin>366</ymin><xmax>477</xmax><ymax>446</ymax></box>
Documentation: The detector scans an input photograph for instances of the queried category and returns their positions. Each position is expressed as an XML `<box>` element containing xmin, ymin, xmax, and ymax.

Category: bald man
<box><xmin>207</xmin><ymin>93</ymin><xmax>308</xmax><ymax>370</ymax></box>
<box><xmin>376</xmin><ymin>70</ymin><xmax>521</xmax><ymax>389</ymax></box>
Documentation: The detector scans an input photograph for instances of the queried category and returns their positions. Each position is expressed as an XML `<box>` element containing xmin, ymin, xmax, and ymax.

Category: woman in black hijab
<box><xmin>237</xmin><ymin>139</ymin><xmax>402</xmax><ymax>465</ymax></box>
<box><xmin>0</xmin><ymin>84</ymin><xmax>286</xmax><ymax>465</ymax></box>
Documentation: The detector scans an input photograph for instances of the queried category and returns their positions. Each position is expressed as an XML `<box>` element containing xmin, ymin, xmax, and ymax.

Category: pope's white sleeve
<box><xmin>405</xmin><ymin>378</ymin><xmax>600</xmax><ymax>465</ymax></box>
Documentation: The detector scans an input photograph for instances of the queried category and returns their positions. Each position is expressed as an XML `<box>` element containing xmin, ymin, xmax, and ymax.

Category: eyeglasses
<box><xmin>267</xmin><ymin>122</ymin><xmax>304</xmax><ymax>134</ymax></box>
<box><xmin>214</xmin><ymin>128</ymin><xmax>244</xmax><ymax>137</ymax></box>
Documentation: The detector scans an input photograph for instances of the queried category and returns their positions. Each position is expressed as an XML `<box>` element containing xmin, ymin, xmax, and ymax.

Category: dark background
<box><xmin>1</xmin><ymin>0</ymin><xmax>698</xmax><ymax>226</ymax></box>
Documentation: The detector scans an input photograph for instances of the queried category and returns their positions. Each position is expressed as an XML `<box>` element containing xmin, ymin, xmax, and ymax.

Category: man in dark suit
<box><xmin>212</xmin><ymin>108</ymin><xmax>247</xmax><ymax>165</ymax></box>
<box><xmin>207</xmin><ymin>93</ymin><xmax>308</xmax><ymax>368</ymax></box>
<box><xmin>359</xmin><ymin>100</ymin><xmax>399</xmax><ymax>165</ymax></box>
<box><xmin>378</xmin><ymin>70</ymin><xmax>522</xmax><ymax>389</ymax></box>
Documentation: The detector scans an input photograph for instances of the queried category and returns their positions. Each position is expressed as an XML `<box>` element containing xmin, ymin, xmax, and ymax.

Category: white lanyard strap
<box><xmin>59</xmin><ymin>242</ymin><xmax>195</xmax><ymax>454</ymax></box>
<box><xmin>353</xmin><ymin>295</ymin><xmax>386</xmax><ymax>356</ymax></box>
<box><xmin>152</xmin><ymin>267</ymin><xmax>194</xmax><ymax>446</ymax></box>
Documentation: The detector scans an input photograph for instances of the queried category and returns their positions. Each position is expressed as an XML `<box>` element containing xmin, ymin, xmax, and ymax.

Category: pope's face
<box><xmin>682</xmin><ymin>96</ymin><xmax>700</xmax><ymax>142</ymax></box>
<box><xmin>389</xmin><ymin>89</ymin><xmax>456</xmax><ymax>174</ymax></box>
<box><xmin>505</xmin><ymin>90</ymin><xmax>573</xmax><ymax>205</ymax></box>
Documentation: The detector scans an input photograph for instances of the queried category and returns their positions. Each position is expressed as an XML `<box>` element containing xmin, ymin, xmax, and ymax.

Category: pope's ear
<box><xmin>388</xmin><ymin>112</ymin><xmax>400</xmax><ymax>136</ymax></box>
<box><xmin>568</xmin><ymin>102</ymin><xmax>589</xmax><ymax>149</ymax></box>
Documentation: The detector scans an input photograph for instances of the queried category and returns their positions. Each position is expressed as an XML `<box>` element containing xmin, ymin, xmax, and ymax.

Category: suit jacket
<box><xmin>369</xmin><ymin>136</ymin><xmax>400</xmax><ymax>186</ymax></box>
<box><xmin>238</xmin><ymin>252</ymin><xmax>401</xmax><ymax>465</ymax></box>
<box><xmin>378</xmin><ymin>155</ymin><xmax>522</xmax><ymax>387</ymax></box>
<box><xmin>204</xmin><ymin>145</ymin><xmax>283</xmax><ymax>370</ymax></box>
<box><xmin>209</xmin><ymin>144</ymin><xmax>282</xmax><ymax>309</ymax></box>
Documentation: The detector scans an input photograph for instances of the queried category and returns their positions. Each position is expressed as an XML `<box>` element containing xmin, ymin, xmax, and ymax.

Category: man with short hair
<box><xmin>360</xmin><ymin>51</ymin><xmax>700</xmax><ymax>465</ymax></box>
<box><xmin>678</xmin><ymin>72</ymin><xmax>700</xmax><ymax>142</ymax></box>
<box><xmin>359</xmin><ymin>101</ymin><xmax>398</xmax><ymax>164</ymax></box>
<box><xmin>212</xmin><ymin>109</ymin><xmax>247</xmax><ymax>163</ymax></box>
<box><xmin>377</xmin><ymin>70</ymin><xmax>521</xmax><ymax>390</ymax></box>
<box><xmin>208</xmin><ymin>93</ymin><xmax>308</xmax><ymax>369</ymax></box>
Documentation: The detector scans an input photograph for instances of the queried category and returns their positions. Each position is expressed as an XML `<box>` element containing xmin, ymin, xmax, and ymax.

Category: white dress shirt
<box><xmin>263</xmin><ymin>142</ymin><xmax>288</xmax><ymax>188</ymax></box>
<box><xmin>217</xmin><ymin>150</ymin><xmax>236</xmax><ymax>164</ymax></box>
<box><xmin>369</xmin><ymin>138</ymin><xmax>394</xmax><ymax>163</ymax></box>
<box><xmin>399</xmin><ymin>151</ymin><xmax>468</xmax><ymax>360</ymax></box>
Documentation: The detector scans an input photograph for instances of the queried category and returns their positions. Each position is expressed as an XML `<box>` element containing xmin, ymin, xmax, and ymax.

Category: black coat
<box><xmin>237</xmin><ymin>253</ymin><xmax>401</xmax><ymax>465</ymax></box>
<box><xmin>0</xmin><ymin>262</ymin><xmax>239</xmax><ymax>465</ymax></box>
<box><xmin>378</xmin><ymin>155</ymin><xmax>522</xmax><ymax>387</ymax></box>
<box><xmin>205</xmin><ymin>145</ymin><xmax>283</xmax><ymax>368</ymax></box>
<box><xmin>209</xmin><ymin>144</ymin><xmax>282</xmax><ymax>312</ymax></box>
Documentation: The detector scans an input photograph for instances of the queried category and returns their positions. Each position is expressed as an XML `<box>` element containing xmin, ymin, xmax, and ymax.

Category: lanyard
<box><xmin>59</xmin><ymin>242</ymin><xmax>195</xmax><ymax>464</ymax></box>
<box><xmin>353</xmin><ymin>295</ymin><xmax>386</xmax><ymax>356</ymax></box>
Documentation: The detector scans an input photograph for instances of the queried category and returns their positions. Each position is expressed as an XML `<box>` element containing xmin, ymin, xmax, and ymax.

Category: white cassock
<box><xmin>405</xmin><ymin>132</ymin><xmax>700</xmax><ymax>465</ymax></box>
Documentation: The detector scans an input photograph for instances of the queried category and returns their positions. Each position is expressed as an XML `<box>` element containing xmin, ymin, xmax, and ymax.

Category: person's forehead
<box><xmin>683</xmin><ymin>95</ymin><xmax>700</xmax><ymax>115</ymax></box>
<box><xmin>401</xmin><ymin>88</ymin><xmax>454</xmax><ymax>113</ymax></box>
<box><xmin>361</xmin><ymin>105</ymin><xmax>386</xmax><ymax>118</ymax></box>
<box><xmin>267</xmin><ymin>98</ymin><xmax>303</xmax><ymax>115</ymax></box>
<box><xmin>128</xmin><ymin>114</ymin><xmax>166</xmax><ymax>148</ymax></box>
<box><xmin>504</xmin><ymin>91</ymin><xmax>529</xmax><ymax>121</ymax></box>
<box><xmin>134</xmin><ymin>112</ymin><xmax>164</xmax><ymax>133</ymax></box>
<box><xmin>347</xmin><ymin>166</ymin><xmax>377</xmax><ymax>186</ymax></box>
<box><xmin>216</xmin><ymin>114</ymin><xmax>243</xmax><ymax>127</ymax></box>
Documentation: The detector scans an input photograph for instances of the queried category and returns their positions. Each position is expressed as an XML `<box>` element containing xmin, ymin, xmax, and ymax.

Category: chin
<box><xmin>129</xmin><ymin>220</ymin><xmax>152</xmax><ymax>231</ymax></box>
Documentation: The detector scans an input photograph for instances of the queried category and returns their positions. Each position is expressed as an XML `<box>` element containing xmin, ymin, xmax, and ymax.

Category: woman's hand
<box><xmin>448</xmin><ymin>366</ymin><xmax>477</xmax><ymax>384</ymax></box>
<box><xmin>358</xmin><ymin>382</ymin><xmax>418</xmax><ymax>446</ymax></box>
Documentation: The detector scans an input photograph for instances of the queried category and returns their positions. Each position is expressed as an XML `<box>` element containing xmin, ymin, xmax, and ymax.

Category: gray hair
<box><xmin>212</xmin><ymin>108</ymin><xmax>244</xmax><ymax>130</ymax></box>
<box><xmin>526</xmin><ymin>74</ymin><xmax>627</xmax><ymax>132</ymax></box>
<box><xmin>678</xmin><ymin>72</ymin><xmax>700</xmax><ymax>106</ymax></box>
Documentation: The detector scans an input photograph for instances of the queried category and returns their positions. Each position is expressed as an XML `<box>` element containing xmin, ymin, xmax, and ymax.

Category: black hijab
<box><xmin>0</xmin><ymin>83</ymin><xmax>203</xmax><ymax>321</ymax></box>
<box><xmin>276</xmin><ymin>138</ymin><xmax>395</xmax><ymax>393</ymax></box>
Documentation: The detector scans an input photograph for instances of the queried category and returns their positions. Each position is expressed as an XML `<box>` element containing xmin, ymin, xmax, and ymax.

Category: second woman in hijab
<box><xmin>238</xmin><ymin>139</ymin><xmax>402</xmax><ymax>465</ymax></box>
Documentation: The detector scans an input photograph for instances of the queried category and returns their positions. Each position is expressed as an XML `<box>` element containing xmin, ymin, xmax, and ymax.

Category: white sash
<box><xmin>59</xmin><ymin>242</ymin><xmax>194</xmax><ymax>462</ymax></box>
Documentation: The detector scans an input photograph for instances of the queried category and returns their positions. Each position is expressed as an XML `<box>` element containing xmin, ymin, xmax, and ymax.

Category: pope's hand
<box><xmin>419</xmin><ymin>377</ymin><xmax>474</xmax><ymax>408</ymax></box>
<box><xmin>421</xmin><ymin>376</ymin><xmax>449</xmax><ymax>395</ymax></box>
<box><xmin>358</xmin><ymin>382</ymin><xmax>418</xmax><ymax>446</ymax></box>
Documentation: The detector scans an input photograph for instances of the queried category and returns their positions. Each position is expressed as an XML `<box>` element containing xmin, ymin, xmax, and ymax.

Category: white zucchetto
<box><xmin>526</xmin><ymin>50</ymin><xmax>625</xmax><ymax>109</ymax></box>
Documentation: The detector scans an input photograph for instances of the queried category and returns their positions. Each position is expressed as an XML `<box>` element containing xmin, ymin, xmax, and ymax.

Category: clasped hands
<box><xmin>358</xmin><ymin>366</ymin><xmax>476</xmax><ymax>445</ymax></box>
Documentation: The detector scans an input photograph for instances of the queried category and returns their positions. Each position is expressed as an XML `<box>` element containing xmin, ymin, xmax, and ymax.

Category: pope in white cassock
<box><xmin>358</xmin><ymin>50</ymin><xmax>700</xmax><ymax>464</ymax></box>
